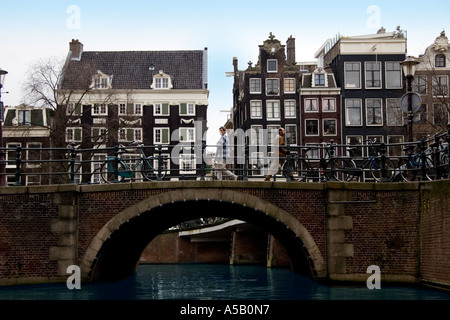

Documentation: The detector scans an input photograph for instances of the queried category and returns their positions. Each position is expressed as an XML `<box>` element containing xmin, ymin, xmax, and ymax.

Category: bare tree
<box><xmin>21</xmin><ymin>56</ymin><xmax>120</xmax><ymax>184</ymax></box>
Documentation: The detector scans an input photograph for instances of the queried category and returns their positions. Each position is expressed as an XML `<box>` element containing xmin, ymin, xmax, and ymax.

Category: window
<box><xmin>266</xmin><ymin>78</ymin><xmax>280</xmax><ymax>95</ymax></box>
<box><xmin>179</xmin><ymin>128</ymin><xmax>195</xmax><ymax>142</ymax></box>
<box><xmin>250</xmin><ymin>101</ymin><xmax>262</xmax><ymax>118</ymax></box>
<box><xmin>314</xmin><ymin>74</ymin><xmax>325</xmax><ymax>86</ymax></box>
<box><xmin>179</xmin><ymin>154</ymin><xmax>196</xmax><ymax>174</ymax></box>
<box><xmin>386</xmin><ymin>98</ymin><xmax>403</xmax><ymax>126</ymax></box>
<box><xmin>66</xmin><ymin>127</ymin><xmax>82</xmax><ymax>142</ymax></box>
<box><xmin>268</xmin><ymin>125</ymin><xmax>280</xmax><ymax>146</ymax></box>
<box><xmin>435</xmin><ymin>54</ymin><xmax>446</xmax><ymax>67</ymax></box>
<box><xmin>346</xmin><ymin>136</ymin><xmax>363</xmax><ymax>157</ymax></box>
<box><xmin>434</xmin><ymin>104</ymin><xmax>449</xmax><ymax>125</ymax></box>
<box><xmin>67</xmin><ymin>103</ymin><xmax>81</xmax><ymax>116</ymax></box>
<box><xmin>154</xmin><ymin>103</ymin><xmax>170</xmax><ymax>116</ymax></box>
<box><xmin>119</xmin><ymin>103</ymin><xmax>127</xmax><ymax>115</ymax></box>
<box><xmin>92</xmin><ymin>127</ymin><xmax>107</xmax><ymax>142</ymax></box>
<box><xmin>345</xmin><ymin>99</ymin><xmax>362</xmax><ymax>126</ymax></box>
<box><xmin>6</xmin><ymin>143</ymin><xmax>21</xmax><ymax>167</ymax></box>
<box><xmin>134</xmin><ymin>104</ymin><xmax>142</xmax><ymax>116</ymax></box>
<box><xmin>414</xmin><ymin>76</ymin><xmax>427</xmax><ymax>95</ymax></box>
<box><xmin>267</xmin><ymin>59</ymin><xmax>278</xmax><ymax>73</ymax></box>
<box><xmin>91</xmin><ymin>154</ymin><xmax>107</xmax><ymax>184</ymax></box>
<box><xmin>305</xmin><ymin>119</ymin><xmax>319</xmax><ymax>136</ymax></box>
<box><xmin>266</xmin><ymin>100</ymin><xmax>280</xmax><ymax>120</ymax></box>
<box><xmin>432</xmin><ymin>75</ymin><xmax>448</xmax><ymax>96</ymax></box>
<box><xmin>345</xmin><ymin>62</ymin><xmax>361</xmax><ymax>88</ymax></box>
<box><xmin>94</xmin><ymin>77</ymin><xmax>108</xmax><ymax>89</ymax></box>
<box><xmin>250</xmin><ymin>79</ymin><xmax>261</xmax><ymax>93</ymax></box>
<box><xmin>285</xmin><ymin>125</ymin><xmax>297</xmax><ymax>145</ymax></box>
<box><xmin>27</xmin><ymin>143</ymin><xmax>42</xmax><ymax>168</ymax></box>
<box><xmin>417</xmin><ymin>104</ymin><xmax>428</xmax><ymax>124</ymax></box>
<box><xmin>366</xmin><ymin>99</ymin><xmax>383</xmax><ymax>125</ymax></box>
<box><xmin>386</xmin><ymin>62</ymin><xmax>402</xmax><ymax>88</ymax></box>
<box><xmin>284</xmin><ymin>100</ymin><xmax>296</xmax><ymax>118</ymax></box>
<box><xmin>323</xmin><ymin>119</ymin><xmax>337</xmax><ymax>135</ymax></box>
<box><xmin>322</xmin><ymin>98</ymin><xmax>336</xmax><ymax>112</ymax></box>
<box><xmin>154</xmin><ymin>77</ymin><xmax>170</xmax><ymax>89</ymax></box>
<box><xmin>119</xmin><ymin>128</ymin><xmax>143</xmax><ymax>142</ymax></box>
<box><xmin>18</xmin><ymin>110</ymin><xmax>31</xmax><ymax>125</ymax></box>
<box><xmin>284</xmin><ymin>78</ymin><xmax>295</xmax><ymax>93</ymax></box>
<box><xmin>154</xmin><ymin>128</ymin><xmax>170</xmax><ymax>144</ymax></box>
<box><xmin>250</xmin><ymin>125</ymin><xmax>263</xmax><ymax>146</ymax></box>
<box><xmin>92</xmin><ymin>104</ymin><xmax>108</xmax><ymax>116</ymax></box>
<box><xmin>180</xmin><ymin>103</ymin><xmax>195</xmax><ymax>116</ymax></box>
<box><xmin>387</xmin><ymin>136</ymin><xmax>404</xmax><ymax>157</ymax></box>
<box><xmin>304</xmin><ymin>98</ymin><xmax>318</xmax><ymax>112</ymax></box>
<box><xmin>365</xmin><ymin>62</ymin><xmax>381</xmax><ymax>88</ymax></box>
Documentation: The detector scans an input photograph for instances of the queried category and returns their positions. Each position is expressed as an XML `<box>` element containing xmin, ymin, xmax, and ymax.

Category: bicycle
<box><xmin>341</xmin><ymin>139</ymin><xmax>397</xmax><ymax>182</ymax></box>
<box><xmin>282</xmin><ymin>144</ymin><xmax>356</xmax><ymax>182</ymax></box>
<box><xmin>99</xmin><ymin>142</ymin><xmax>166</xmax><ymax>183</ymax></box>
<box><xmin>396</xmin><ymin>144</ymin><xmax>435</xmax><ymax>181</ymax></box>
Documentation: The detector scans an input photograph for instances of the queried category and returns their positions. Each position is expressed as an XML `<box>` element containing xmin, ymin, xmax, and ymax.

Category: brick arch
<box><xmin>80</xmin><ymin>188</ymin><xmax>326</xmax><ymax>281</ymax></box>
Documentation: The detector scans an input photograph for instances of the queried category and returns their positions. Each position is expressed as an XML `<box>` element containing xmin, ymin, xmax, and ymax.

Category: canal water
<box><xmin>0</xmin><ymin>264</ymin><xmax>448</xmax><ymax>301</ymax></box>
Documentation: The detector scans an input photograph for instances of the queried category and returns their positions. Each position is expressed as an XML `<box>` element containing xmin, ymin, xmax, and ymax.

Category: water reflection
<box><xmin>0</xmin><ymin>264</ymin><xmax>449</xmax><ymax>300</ymax></box>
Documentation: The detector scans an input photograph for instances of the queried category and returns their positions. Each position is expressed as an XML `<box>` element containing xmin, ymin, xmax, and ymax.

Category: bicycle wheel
<box><xmin>412</xmin><ymin>155</ymin><xmax>434</xmax><ymax>181</ymax></box>
<box><xmin>100</xmin><ymin>160</ymin><xmax>126</xmax><ymax>183</ymax></box>
<box><xmin>330</xmin><ymin>158</ymin><xmax>358</xmax><ymax>181</ymax></box>
<box><xmin>397</xmin><ymin>158</ymin><xmax>415</xmax><ymax>181</ymax></box>
<box><xmin>281</xmin><ymin>157</ymin><xmax>298</xmax><ymax>180</ymax></box>
<box><xmin>141</xmin><ymin>159</ymin><xmax>166</xmax><ymax>181</ymax></box>
<box><xmin>369</xmin><ymin>158</ymin><xmax>396</xmax><ymax>182</ymax></box>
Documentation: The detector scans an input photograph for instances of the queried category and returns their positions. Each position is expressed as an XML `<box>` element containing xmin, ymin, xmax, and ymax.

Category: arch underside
<box><xmin>81</xmin><ymin>189</ymin><xmax>326</xmax><ymax>282</ymax></box>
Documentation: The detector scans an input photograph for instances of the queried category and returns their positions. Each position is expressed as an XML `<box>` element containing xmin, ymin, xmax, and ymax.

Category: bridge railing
<box><xmin>1</xmin><ymin>127</ymin><xmax>450</xmax><ymax>186</ymax></box>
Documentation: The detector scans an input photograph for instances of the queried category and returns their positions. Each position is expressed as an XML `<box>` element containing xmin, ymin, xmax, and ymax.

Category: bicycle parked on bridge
<box><xmin>99</xmin><ymin>141</ymin><xmax>166</xmax><ymax>183</ymax></box>
<box><xmin>281</xmin><ymin>144</ymin><xmax>355</xmax><ymax>182</ymax></box>
<box><xmin>339</xmin><ymin>138</ymin><xmax>397</xmax><ymax>182</ymax></box>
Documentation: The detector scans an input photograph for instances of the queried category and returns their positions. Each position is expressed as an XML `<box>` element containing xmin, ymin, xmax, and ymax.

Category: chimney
<box><xmin>69</xmin><ymin>39</ymin><xmax>83</xmax><ymax>60</ymax></box>
<box><xmin>286</xmin><ymin>36</ymin><xmax>296</xmax><ymax>65</ymax></box>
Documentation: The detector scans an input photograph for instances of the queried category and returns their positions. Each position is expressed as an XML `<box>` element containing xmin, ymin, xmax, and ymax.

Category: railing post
<box><xmin>447</xmin><ymin>123</ymin><xmax>450</xmax><ymax>175</ymax></box>
<box><xmin>69</xmin><ymin>142</ymin><xmax>76</xmax><ymax>184</ymax></box>
<box><xmin>433</xmin><ymin>134</ymin><xmax>441</xmax><ymax>179</ymax></box>
<box><xmin>157</xmin><ymin>144</ymin><xmax>163</xmax><ymax>181</ymax></box>
<box><xmin>200</xmin><ymin>140</ymin><xmax>206</xmax><ymax>181</ymax></box>
<box><xmin>380</xmin><ymin>142</ymin><xmax>388</xmax><ymax>182</ymax></box>
<box><xmin>329</xmin><ymin>140</ymin><xmax>336</xmax><ymax>181</ymax></box>
<box><xmin>285</xmin><ymin>144</ymin><xmax>291</xmax><ymax>182</ymax></box>
<box><xmin>420</xmin><ymin>138</ymin><xmax>428</xmax><ymax>181</ymax></box>
<box><xmin>113</xmin><ymin>145</ymin><xmax>120</xmax><ymax>183</ymax></box>
<box><xmin>14</xmin><ymin>146</ymin><xmax>22</xmax><ymax>186</ymax></box>
<box><xmin>243</xmin><ymin>142</ymin><xmax>248</xmax><ymax>181</ymax></box>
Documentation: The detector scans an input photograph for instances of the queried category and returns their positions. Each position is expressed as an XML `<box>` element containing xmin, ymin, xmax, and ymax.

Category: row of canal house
<box><xmin>2</xmin><ymin>29</ymin><xmax>449</xmax><ymax>185</ymax></box>
<box><xmin>230</xmin><ymin>28</ymin><xmax>410</xmax><ymax>170</ymax></box>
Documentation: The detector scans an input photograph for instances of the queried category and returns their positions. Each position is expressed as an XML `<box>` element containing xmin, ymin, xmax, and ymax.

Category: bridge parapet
<box><xmin>0</xmin><ymin>180</ymin><xmax>449</xmax><ymax>290</ymax></box>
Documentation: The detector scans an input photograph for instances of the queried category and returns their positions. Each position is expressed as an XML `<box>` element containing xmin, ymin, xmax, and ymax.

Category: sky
<box><xmin>1</xmin><ymin>0</ymin><xmax>449</xmax><ymax>144</ymax></box>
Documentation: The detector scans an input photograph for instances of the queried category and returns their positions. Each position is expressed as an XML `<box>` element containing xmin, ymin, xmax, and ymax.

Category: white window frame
<box><xmin>267</xmin><ymin>59</ymin><xmax>278</xmax><ymax>73</ymax></box>
<box><xmin>154</xmin><ymin>103</ymin><xmax>170</xmax><ymax>116</ymax></box>
<box><xmin>66</xmin><ymin>127</ymin><xmax>82</xmax><ymax>143</ymax></box>
<box><xmin>305</xmin><ymin>119</ymin><xmax>319</xmax><ymax>136</ymax></box>
<box><xmin>119</xmin><ymin>103</ymin><xmax>127</xmax><ymax>115</ymax></box>
<box><xmin>180</xmin><ymin>103</ymin><xmax>196</xmax><ymax>116</ymax></box>
<box><xmin>91</xmin><ymin>127</ymin><xmax>107</xmax><ymax>142</ymax></box>
<box><xmin>266</xmin><ymin>100</ymin><xmax>280</xmax><ymax>120</ymax></box>
<box><xmin>249</xmin><ymin>78</ymin><xmax>261</xmax><ymax>94</ymax></box>
<box><xmin>179</xmin><ymin>153</ymin><xmax>196</xmax><ymax>175</ymax></box>
<box><xmin>365</xmin><ymin>98</ymin><xmax>383</xmax><ymax>126</ymax></box>
<box><xmin>250</xmin><ymin>125</ymin><xmax>263</xmax><ymax>146</ymax></box>
<box><xmin>344</xmin><ymin>62</ymin><xmax>361</xmax><ymax>89</ymax></box>
<box><xmin>91</xmin><ymin>153</ymin><xmax>107</xmax><ymax>184</ymax></box>
<box><xmin>285</xmin><ymin>124</ymin><xmax>297</xmax><ymax>145</ymax></box>
<box><xmin>179</xmin><ymin>127</ymin><xmax>195</xmax><ymax>142</ymax></box>
<box><xmin>250</xmin><ymin>100</ymin><xmax>262</xmax><ymax>119</ymax></box>
<box><xmin>304</xmin><ymin>98</ymin><xmax>318</xmax><ymax>113</ymax></box>
<box><xmin>365</xmin><ymin>61</ymin><xmax>382</xmax><ymax>89</ymax></box>
<box><xmin>26</xmin><ymin>142</ymin><xmax>42</xmax><ymax>168</ymax></box>
<box><xmin>6</xmin><ymin>142</ymin><xmax>21</xmax><ymax>168</ymax></box>
<box><xmin>284</xmin><ymin>100</ymin><xmax>296</xmax><ymax>118</ymax></box>
<box><xmin>386</xmin><ymin>98</ymin><xmax>403</xmax><ymax>126</ymax></box>
<box><xmin>92</xmin><ymin>104</ymin><xmax>108</xmax><ymax>116</ymax></box>
<box><xmin>154</xmin><ymin>127</ymin><xmax>170</xmax><ymax>145</ymax></box>
<box><xmin>284</xmin><ymin>78</ymin><xmax>296</xmax><ymax>93</ymax></box>
<box><xmin>323</xmin><ymin>119</ymin><xmax>337</xmax><ymax>136</ymax></box>
<box><xmin>345</xmin><ymin>99</ymin><xmax>362</xmax><ymax>126</ymax></box>
<box><xmin>385</xmin><ymin>61</ymin><xmax>402</xmax><ymax>89</ymax></box>
<box><xmin>134</xmin><ymin>103</ymin><xmax>143</xmax><ymax>116</ymax></box>
<box><xmin>322</xmin><ymin>98</ymin><xmax>336</xmax><ymax>112</ymax></box>
<box><xmin>266</xmin><ymin>78</ymin><xmax>280</xmax><ymax>96</ymax></box>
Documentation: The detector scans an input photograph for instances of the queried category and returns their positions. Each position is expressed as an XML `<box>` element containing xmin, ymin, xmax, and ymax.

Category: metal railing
<box><xmin>1</xmin><ymin>127</ymin><xmax>450</xmax><ymax>186</ymax></box>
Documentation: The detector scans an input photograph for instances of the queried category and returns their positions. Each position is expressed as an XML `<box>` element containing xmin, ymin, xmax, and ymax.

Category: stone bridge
<box><xmin>0</xmin><ymin>180</ymin><xmax>449</xmax><ymax>289</ymax></box>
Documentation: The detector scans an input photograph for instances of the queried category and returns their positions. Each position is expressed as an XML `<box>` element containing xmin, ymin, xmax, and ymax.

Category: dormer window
<box><xmin>312</xmin><ymin>68</ymin><xmax>328</xmax><ymax>87</ymax></box>
<box><xmin>151</xmin><ymin>70</ymin><xmax>173</xmax><ymax>89</ymax></box>
<box><xmin>91</xmin><ymin>70</ymin><xmax>112</xmax><ymax>89</ymax></box>
<box><xmin>435</xmin><ymin>54</ymin><xmax>446</xmax><ymax>67</ymax></box>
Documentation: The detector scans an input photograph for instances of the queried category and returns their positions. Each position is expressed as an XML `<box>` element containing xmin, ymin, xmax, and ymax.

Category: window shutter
<box><xmin>127</xmin><ymin>129</ymin><xmax>134</xmax><ymax>141</ymax></box>
<box><xmin>74</xmin><ymin>128</ymin><xmax>82</xmax><ymax>141</ymax></box>
<box><xmin>127</xmin><ymin>104</ymin><xmax>134</xmax><ymax>115</ymax></box>
<box><xmin>162</xmin><ymin>129</ymin><xmax>169</xmax><ymax>144</ymax></box>
<box><xmin>180</xmin><ymin>103</ymin><xmax>187</xmax><ymax>115</ymax></box>
<box><xmin>75</xmin><ymin>104</ymin><xmax>82</xmax><ymax>115</ymax></box>
<box><xmin>92</xmin><ymin>128</ymin><xmax>99</xmax><ymax>140</ymax></box>
<box><xmin>4</xmin><ymin>109</ymin><xmax>16</xmax><ymax>126</ymax></box>
<box><xmin>162</xmin><ymin>103</ymin><xmax>169</xmax><ymax>115</ymax></box>
<box><xmin>31</xmin><ymin>109</ymin><xmax>43</xmax><ymax>126</ymax></box>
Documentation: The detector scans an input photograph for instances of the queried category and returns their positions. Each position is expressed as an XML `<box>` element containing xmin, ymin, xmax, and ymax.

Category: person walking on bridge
<box><xmin>215</xmin><ymin>126</ymin><xmax>238</xmax><ymax>180</ymax></box>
